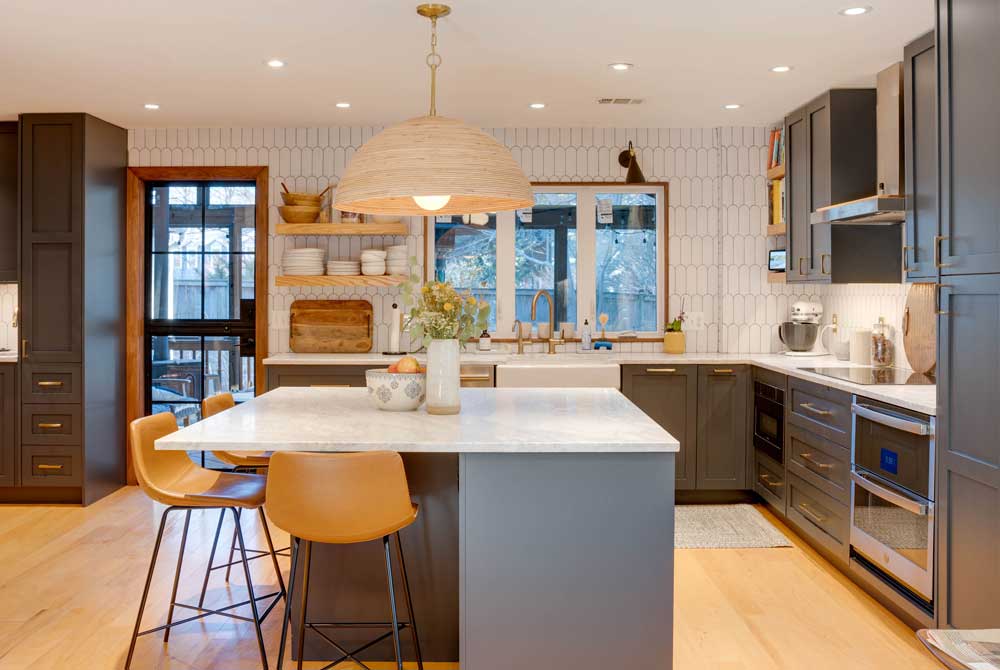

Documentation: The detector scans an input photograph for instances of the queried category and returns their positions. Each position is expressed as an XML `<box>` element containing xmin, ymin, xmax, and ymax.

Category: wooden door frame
<box><xmin>125</xmin><ymin>166</ymin><xmax>268</xmax><ymax>484</ymax></box>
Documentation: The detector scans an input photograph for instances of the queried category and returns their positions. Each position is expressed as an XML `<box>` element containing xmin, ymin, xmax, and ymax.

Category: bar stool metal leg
<box><xmin>230</xmin><ymin>506</ymin><xmax>269</xmax><ymax>670</ymax></box>
<box><xmin>295</xmin><ymin>540</ymin><xmax>313</xmax><ymax>670</ymax></box>
<box><xmin>258</xmin><ymin>507</ymin><xmax>287</xmax><ymax>598</ymax></box>
<box><xmin>163</xmin><ymin>509</ymin><xmax>192</xmax><ymax>643</ymax></box>
<box><xmin>383</xmin><ymin>535</ymin><xmax>404</xmax><ymax>670</ymax></box>
<box><xmin>124</xmin><ymin>506</ymin><xmax>173</xmax><ymax>670</ymax></box>
<box><xmin>198</xmin><ymin>509</ymin><xmax>227</xmax><ymax>608</ymax></box>
<box><xmin>225</xmin><ymin>508</ymin><xmax>241</xmax><ymax>582</ymax></box>
<box><xmin>277</xmin><ymin>537</ymin><xmax>300</xmax><ymax>670</ymax></box>
<box><xmin>395</xmin><ymin>531</ymin><xmax>424</xmax><ymax>670</ymax></box>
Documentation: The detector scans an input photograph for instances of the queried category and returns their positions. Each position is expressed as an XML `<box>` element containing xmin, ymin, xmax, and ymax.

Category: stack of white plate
<box><xmin>283</xmin><ymin>247</ymin><xmax>326</xmax><ymax>275</ymax></box>
<box><xmin>360</xmin><ymin>249</ymin><xmax>387</xmax><ymax>276</ymax></box>
<box><xmin>326</xmin><ymin>259</ymin><xmax>362</xmax><ymax>276</ymax></box>
<box><xmin>386</xmin><ymin>245</ymin><xmax>409</xmax><ymax>275</ymax></box>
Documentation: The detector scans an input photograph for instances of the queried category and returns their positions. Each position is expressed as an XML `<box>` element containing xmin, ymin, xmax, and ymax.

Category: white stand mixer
<box><xmin>779</xmin><ymin>301</ymin><xmax>835</xmax><ymax>357</ymax></box>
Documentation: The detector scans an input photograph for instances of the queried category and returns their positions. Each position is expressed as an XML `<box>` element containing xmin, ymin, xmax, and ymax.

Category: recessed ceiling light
<box><xmin>529</xmin><ymin>103</ymin><xmax>546</xmax><ymax>109</ymax></box>
<box><xmin>770</xmin><ymin>65</ymin><xmax>793</xmax><ymax>73</ymax></box>
<box><xmin>144</xmin><ymin>103</ymin><xmax>160</xmax><ymax>110</ymax></box>
<box><xmin>839</xmin><ymin>6</ymin><xmax>872</xmax><ymax>15</ymax></box>
<box><xmin>724</xmin><ymin>104</ymin><xmax>742</xmax><ymax>110</ymax></box>
<box><xmin>609</xmin><ymin>62</ymin><xmax>635</xmax><ymax>71</ymax></box>
<box><xmin>266</xmin><ymin>59</ymin><xmax>286</xmax><ymax>68</ymax></box>
<box><xmin>335</xmin><ymin>102</ymin><xmax>351</xmax><ymax>109</ymax></box>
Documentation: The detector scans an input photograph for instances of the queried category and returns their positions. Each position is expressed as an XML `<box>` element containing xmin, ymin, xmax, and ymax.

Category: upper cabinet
<box><xmin>904</xmin><ymin>31</ymin><xmax>938</xmax><ymax>280</ymax></box>
<box><xmin>0</xmin><ymin>122</ymin><xmax>16</xmax><ymax>282</ymax></box>
<box><xmin>938</xmin><ymin>0</ymin><xmax>1000</xmax><ymax>275</ymax></box>
<box><xmin>784</xmin><ymin>89</ymin><xmax>901</xmax><ymax>284</ymax></box>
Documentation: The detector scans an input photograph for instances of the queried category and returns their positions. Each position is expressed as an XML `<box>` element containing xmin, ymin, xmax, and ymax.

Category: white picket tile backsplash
<box><xmin>128</xmin><ymin>125</ymin><xmax>908</xmax><ymax>357</ymax></box>
<box><xmin>0</xmin><ymin>283</ymin><xmax>17</xmax><ymax>353</ymax></box>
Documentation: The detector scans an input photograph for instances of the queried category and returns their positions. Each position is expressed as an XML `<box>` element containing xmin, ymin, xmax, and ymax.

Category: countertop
<box><xmin>263</xmin><ymin>351</ymin><xmax>937</xmax><ymax>416</ymax></box>
<box><xmin>156</xmin><ymin>387</ymin><xmax>680</xmax><ymax>454</ymax></box>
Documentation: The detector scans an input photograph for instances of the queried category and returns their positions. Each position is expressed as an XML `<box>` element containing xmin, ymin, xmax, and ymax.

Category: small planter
<box><xmin>663</xmin><ymin>331</ymin><xmax>686</xmax><ymax>354</ymax></box>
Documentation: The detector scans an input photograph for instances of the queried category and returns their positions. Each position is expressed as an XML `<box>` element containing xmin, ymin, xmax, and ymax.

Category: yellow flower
<box><xmin>421</xmin><ymin>286</ymin><xmax>430</xmax><ymax>293</ymax></box>
<box><xmin>467</xmin><ymin>296</ymin><xmax>476</xmax><ymax>305</ymax></box>
<box><xmin>443</xmin><ymin>302</ymin><xmax>454</xmax><ymax>311</ymax></box>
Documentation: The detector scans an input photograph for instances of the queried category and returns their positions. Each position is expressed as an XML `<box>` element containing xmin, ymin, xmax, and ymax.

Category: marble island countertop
<box><xmin>156</xmin><ymin>387</ymin><xmax>680</xmax><ymax>454</ymax></box>
<box><xmin>263</xmin><ymin>351</ymin><xmax>937</xmax><ymax>416</ymax></box>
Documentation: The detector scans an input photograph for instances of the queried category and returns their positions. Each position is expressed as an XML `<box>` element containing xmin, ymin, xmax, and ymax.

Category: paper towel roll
<box><xmin>390</xmin><ymin>303</ymin><xmax>401</xmax><ymax>353</ymax></box>
<box><xmin>850</xmin><ymin>329</ymin><xmax>872</xmax><ymax>365</ymax></box>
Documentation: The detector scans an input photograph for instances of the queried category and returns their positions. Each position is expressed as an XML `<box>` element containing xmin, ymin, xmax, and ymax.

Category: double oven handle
<box><xmin>851</xmin><ymin>402</ymin><xmax>931</xmax><ymax>436</ymax></box>
<box><xmin>850</xmin><ymin>470</ymin><xmax>929</xmax><ymax>516</ymax></box>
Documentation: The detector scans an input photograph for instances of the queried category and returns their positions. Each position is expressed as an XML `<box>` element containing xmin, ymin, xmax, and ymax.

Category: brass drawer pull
<box><xmin>800</xmin><ymin>402</ymin><xmax>833</xmax><ymax>417</ymax></box>
<box><xmin>934</xmin><ymin>235</ymin><xmax>950</xmax><ymax>268</ymax></box>
<box><xmin>713</xmin><ymin>368</ymin><xmax>734</xmax><ymax>374</ymax></box>
<box><xmin>797</xmin><ymin>502</ymin><xmax>827</xmax><ymax>525</ymax></box>
<box><xmin>645</xmin><ymin>368</ymin><xmax>677</xmax><ymax>373</ymax></box>
<box><xmin>37</xmin><ymin>423</ymin><xmax>64</xmax><ymax>429</ymax></box>
<box><xmin>820</xmin><ymin>253</ymin><xmax>831</xmax><ymax>275</ymax></box>
<box><xmin>798</xmin><ymin>256</ymin><xmax>806</xmax><ymax>275</ymax></box>
<box><xmin>36</xmin><ymin>464</ymin><xmax>64</xmax><ymax>471</ymax></box>
<box><xmin>759</xmin><ymin>473</ymin><xmax>783</xmax><ymax>488</ymax></box>
<box><xmin>22</xmin><ymin>339</ymin><xmax>28</xmax><ymax>358</ymax></box>
<box><xmin>902</xmin><ymin>245</ymin><xmax>913</xmax><ymax>273</ymax></box>
<box><xmin>37</xmin><ymin>380</ymin><xmax>65</xmax><ymax>388</ymax></box>
<box><xmin>459</xmin><ymin>375</ymin><xmax>492</xmax><ymax>382</ymax></box>
<box><xmin>800</xmin><ymin>452</ymin><xmax>834</xmax><ymax>469</ymax></box>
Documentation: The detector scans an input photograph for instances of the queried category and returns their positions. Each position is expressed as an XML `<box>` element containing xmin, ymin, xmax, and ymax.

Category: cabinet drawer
<box><xmin>21</xmin><ymin>364</ymin><xmax>82</xmax><ymax>403</ymax></box>
<box><xmin>460</xmin><ymin>364</ymin><xmax>495</xmax><ymax>387</ymax></box>
<box><xmin>787</xmin><ymin>424</ymin><xmax>850</xmax><ymax>503</ymax></box>
<box><xmin>21</xmin><ymin>404</ymin><xmax>82</xmax><ymax>445</ymax></box>
<box><xmin>786</xmin><ymin>472</ymin><xmax>849</xmax><ymax>565</ymax></box>
<box><xmin>754</xmin><ymin>450</ymin><xmax>786</xmax><ymax>513</ymax></box>
<box><xmin>20</xmin><ymin>445</ymin><xmax>83</xmax><ymax>486</ymax></box>
<box><xmin>787</xmin><ymin>376</ymin><xmax>851</xmax><ymax>446</ymax></box>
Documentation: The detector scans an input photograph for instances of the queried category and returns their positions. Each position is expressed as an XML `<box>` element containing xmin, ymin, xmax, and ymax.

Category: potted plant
<box><xmin>402</xmin><ymin>270</ymin><xmax>490</xmax><ymax>415</ymax></box>
<box><xmin>663</xmin><ymin>304</ymin><xmax>686</xmax><ymax>354</ymax></box>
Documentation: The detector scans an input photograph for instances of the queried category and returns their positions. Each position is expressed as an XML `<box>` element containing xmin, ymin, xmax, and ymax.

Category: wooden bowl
<box><xmin>281</xmin><ymin>191</ymin><xmax>324</xmax><ymax>207</ymax></box>
<box><xmin>278</xmin><ymin>205</ymin><xmax>321</xmax><ymax>223</ymax></box>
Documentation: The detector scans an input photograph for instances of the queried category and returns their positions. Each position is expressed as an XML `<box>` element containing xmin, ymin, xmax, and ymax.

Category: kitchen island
<box><xmin>157</xmin><ymin>387</ymin><xmax>679</xmax><ymax>669</ymax></box>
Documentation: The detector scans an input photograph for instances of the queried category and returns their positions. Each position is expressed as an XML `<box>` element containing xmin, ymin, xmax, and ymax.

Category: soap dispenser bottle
<box><xmin>580</xmin><ymin>319</ymin><xmax>593</xmax><ymax>351</ymax></box>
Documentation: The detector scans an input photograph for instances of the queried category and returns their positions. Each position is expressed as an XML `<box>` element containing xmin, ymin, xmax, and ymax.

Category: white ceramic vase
<box><xmin>425</xmin><ymin>338</ymin><xmax>461</xmax><ymax>415</ymax></box>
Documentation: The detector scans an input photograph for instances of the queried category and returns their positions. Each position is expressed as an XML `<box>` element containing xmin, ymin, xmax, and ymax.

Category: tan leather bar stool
<box><xmin>266</xmin><ymin>451</ymin><xmax>424</xmax><ymax>670</ymax></box>
<box><xmin>124</xmin><ymin>413</ymin><xmax>286</xmax><ymax>670</ymax></box>
<box><xmin>198</xmin><ymin>393</ymin><xmax>288</xmax><ymax>608</ymax></box>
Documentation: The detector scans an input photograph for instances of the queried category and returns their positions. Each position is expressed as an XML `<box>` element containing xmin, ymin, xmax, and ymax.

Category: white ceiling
<box><xmin>0</xmin><ymin>0</ymin><xmax>933</xmax><ymax>129</ymax></box>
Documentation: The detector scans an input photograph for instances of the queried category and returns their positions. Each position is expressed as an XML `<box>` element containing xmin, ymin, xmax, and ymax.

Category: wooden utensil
<box><xmin>290</xmin><ymin>300</ymin><xmax>373</xmax><ymax>353</ymax></box>
<box><xmin>903</xmin><ymin>282</ymin><xmax>937</xmax><ymax>374</ymax></box>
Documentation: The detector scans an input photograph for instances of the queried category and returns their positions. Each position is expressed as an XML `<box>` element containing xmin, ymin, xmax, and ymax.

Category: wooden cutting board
<box><xmin>289</xmin><ymin>300</ymin><xmax>373</xmax><ymax>353</ymax></box>
<box><xmin>903</xmin><ymin>283</ymin><xmax>937</xmax><ymax>375</ymax></box>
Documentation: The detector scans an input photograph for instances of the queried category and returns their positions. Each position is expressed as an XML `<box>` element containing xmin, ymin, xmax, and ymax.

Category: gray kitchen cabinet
<box><xmin>754</xmin><ymin>451</ymin><xmax>785</xmax><ymax>513</ymax></box>
<box><xmin>786</xmin><ymin>423</ymin><xmax>849</xmax><ymax>504</ymax></box>
<box><xmin>786</xmin><ymin>471</ymin><xmax>850</xmax><ymax>568</ymax></box>
<box><xmin>0</xmin><ymin>122</ymin><xmax>16</xmax><ymax>282</ymax></box>
<box><xmin>266</xmin><ymin>364</ymin><xmax>379</xmax><ymax>389</ymax></box>
<box><xmin>938</xmin><ymin>0</ymin><xmax>1000</xmax><ymax>275</ymax></box>
<box><xmin>621</xmin><ymin>364</ymin><xmax>698</xmax><ymax>489</ymax></box>
<box><xmin>784</xmin><ymin>89</ymin><xmax>878</xmax><ymax>283</ymax></box>
<box><xmin>786</xmin><ymin>376</ymin><xmax>852</xmax><ymax>448</ymax></box>
<box><xmin>696</xmin><ymin>365</ymin><xmax>749</xmax><ymax>490</ymax></box>
<box><xmin>904</xmin><ymin>31</ymin><xmax>938</xmax><ymax>280</ymax></box>
<box><xmin>0</xmin><ymin>364</ymin><xmax>15</xmax><ymax>488</ymax></box>
<box><xmin>936</xmin><ymin>274</ymin><xmax>1000</xmax><ymax>628</ymax></box>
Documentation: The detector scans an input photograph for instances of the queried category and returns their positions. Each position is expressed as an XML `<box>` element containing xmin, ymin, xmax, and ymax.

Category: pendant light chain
<box><xmin>426</xmin><ymin>15</ymin><xmax>443</xmax><ymax>116</ymax></box>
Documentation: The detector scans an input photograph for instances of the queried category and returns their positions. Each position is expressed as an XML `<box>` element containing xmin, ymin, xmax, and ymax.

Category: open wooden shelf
<box><xmin>275</xmin><ymin>222</ymin><xmax>408</xmax><ymax>236</ymax></box>
<box><xmin>766</xmin><ymin>223</ymin><xmax>787</xmax><ymax>236</ymax></box>
<box><xmin>275</xmin><ymin>274</ymin><xmax>408</xmax><ymax>288</ymax></box>
<box><xmin>767</xmin><ymin>164</ymin><xmax>786</xmax><ymax>180</ymax></box>
<box><xmin>767</xmin><ymin>272</ymin><xmax>787</xmax><ymax>284</ymax></box>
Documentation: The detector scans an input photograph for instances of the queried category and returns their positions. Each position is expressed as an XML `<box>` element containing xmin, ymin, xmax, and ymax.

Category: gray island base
<box><xmin>155</xmin><ymin>387</ymin><xmax>678</xmax><ymax>668</ymax></box>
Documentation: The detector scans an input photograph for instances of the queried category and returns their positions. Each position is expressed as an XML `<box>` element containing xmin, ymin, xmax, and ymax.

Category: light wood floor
<box><xmin>0</xmin><ymin>487</ymin><xmax>940</xmax><ymax>670</ymax></box>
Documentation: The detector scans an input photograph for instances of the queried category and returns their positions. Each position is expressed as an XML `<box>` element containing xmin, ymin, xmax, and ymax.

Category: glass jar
<box><xmin>871</xmin><ymin>317</ymin><xmax>894</xmax><ymax>368</ymax></box>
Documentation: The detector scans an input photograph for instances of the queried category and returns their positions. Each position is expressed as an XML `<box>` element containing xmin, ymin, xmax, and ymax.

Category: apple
<box><xmin>387</xmin><ymin>364</ymin><xmax>399</xmax><ymax>373</ymax></box>
<box><xmin>396</xmin><ymin>356</ymin><xmax>420</xmax><ymax>373</ymax></box>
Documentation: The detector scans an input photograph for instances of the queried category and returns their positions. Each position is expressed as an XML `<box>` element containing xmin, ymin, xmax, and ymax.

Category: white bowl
<box><xmin>366</xmin><ymin>369</ymin><xmax>426</xmax><ymax>411</ymax></box>
<box><xmin>361</xmin><ymin>249</ymin><xmax>387</xmax><ymax>258</ymax></box>
<box><xmin>361</xmin><ymin>265</ymin><xmax>386</xmax><ymax>276</ymax></box>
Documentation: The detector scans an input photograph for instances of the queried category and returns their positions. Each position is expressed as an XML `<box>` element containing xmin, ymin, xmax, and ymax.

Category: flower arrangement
<box><xmin>401</xmin><ymin>263</ymin><xmax>490</xmax><ymax>347</ymax></box>
<box><xmin>666</xmin><ymin>298</ymin><xmax>686</xmax><ymax>333</ymax></box>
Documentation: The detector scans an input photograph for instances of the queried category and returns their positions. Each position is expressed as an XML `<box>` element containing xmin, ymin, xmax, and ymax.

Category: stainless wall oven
<box><xmin>850</xmin><ymin>399</ymin><xmax>935</xmax><ymax>612</ymax></box>
<box><xmin>753</xmin><ymin>380</ymin><xmax>784</xmax><ymax>463</ymax></box>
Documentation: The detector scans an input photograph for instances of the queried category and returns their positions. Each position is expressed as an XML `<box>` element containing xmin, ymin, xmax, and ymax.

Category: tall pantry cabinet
<box><xmin>935</xmin><ymin>0</ymin><xmax>1000</xmax><ymax>629</ymax></box>
<box><xmin>3</xmin><ymin>114</ymin><xmax>127</xmax><ymax>505</ymax></box>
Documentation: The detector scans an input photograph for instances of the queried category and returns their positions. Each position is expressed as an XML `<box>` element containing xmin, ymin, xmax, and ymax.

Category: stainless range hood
<box><xmin>812</xmin><ymin>63</ymin><xmax>906</xmax><ymax>225</ymax></box>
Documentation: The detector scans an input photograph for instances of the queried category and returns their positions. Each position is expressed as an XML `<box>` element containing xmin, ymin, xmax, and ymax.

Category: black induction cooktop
<box><xmin>801</xmin><ymin>367</ymin><xmax>935</xmax><ymax>386</ymax></box>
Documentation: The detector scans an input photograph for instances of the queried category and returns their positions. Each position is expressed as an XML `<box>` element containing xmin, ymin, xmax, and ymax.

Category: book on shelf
<box><xmin>768</xmin><ymin>175</ymin><xmax>786</xmax><ymax>228</ymax></box>
<box><xmin>767</xmin><ymin>127</ymin><xmax>785</xmax><ymax>170</ymax></box>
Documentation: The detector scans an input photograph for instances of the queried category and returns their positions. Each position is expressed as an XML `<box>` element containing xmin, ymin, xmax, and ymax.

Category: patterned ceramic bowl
<box><xmin>365</xmin><ymin>368</ymin><xmax>426</xmax><ymax>411</ymax></box>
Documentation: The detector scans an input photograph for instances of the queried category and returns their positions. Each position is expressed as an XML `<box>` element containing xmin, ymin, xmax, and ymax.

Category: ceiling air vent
<box><xmin>597</xmin><ymin>98</ymin><xmax>644</xmax><ymax>105</ymax></box>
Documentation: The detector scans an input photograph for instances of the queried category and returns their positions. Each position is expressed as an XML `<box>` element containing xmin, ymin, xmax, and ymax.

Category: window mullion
<box><xmin>496</xmin><ymin>210</ymin><xmax>516</xmax><ymax>337</ymax></box>
<box><xmin>576</xmin><ymin>188</ymin><xmax>597</xmax><ymax>332</ymax></box>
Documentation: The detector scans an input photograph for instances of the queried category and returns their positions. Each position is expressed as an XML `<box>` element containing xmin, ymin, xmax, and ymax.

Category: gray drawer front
<box><xmin>21</xmin><ymin>363</ymin><xmax>82</xmax><ymax>403</ymax></box>
<box><xmin>21</xmin><ymin>404</ymin><xmax>82</xmax><ymax>445</ymax></box>
<box><xmin>786</xmin><ymin>472</ymin><xmax>849</xmax><ymax>565</ymax></box>
<box><xmin>786</xmin><ymin>424</ymin><xmax>850</xmax><ymax>503</ymax></box>
<box><xmin>754</xmin><ymin>450</ymin><xmax>786</xmax><ymax>513</ymax></box>
<box><xmin>787</xmin><ymin>377</ymin><xmax>851</xmax><ymax>446</ymax></box>
<box><xmin>752</xmin><ymin>365</ymin><xmax>787</xmax><ymax>390</ymax></box>
<box><xmin>20</xmin><ymin>445</ymin><xmax>83</xmax><ymax>486</ymax></box>
<box><xmin>266</xmin><ymin>365</ymin><xmax>379</xmax><ymax>390</ymax></box>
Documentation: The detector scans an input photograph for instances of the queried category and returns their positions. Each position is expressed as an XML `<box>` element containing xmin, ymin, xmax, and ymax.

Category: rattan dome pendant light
<box><xmin>334</xmin><ymin>4</ymin><xmax>533</xmax><ymax>216</ymax></box>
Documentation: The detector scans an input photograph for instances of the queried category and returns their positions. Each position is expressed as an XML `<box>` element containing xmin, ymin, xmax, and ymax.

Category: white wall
<box><xmin>0</xmin><ymin>283</ymin><xmax>17</xmax><ymax>352</ymax></box>
<box><xmin>127</xmin><ymin>125</ymin><xmax>906</xmax><ymax>358</ymax></box>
